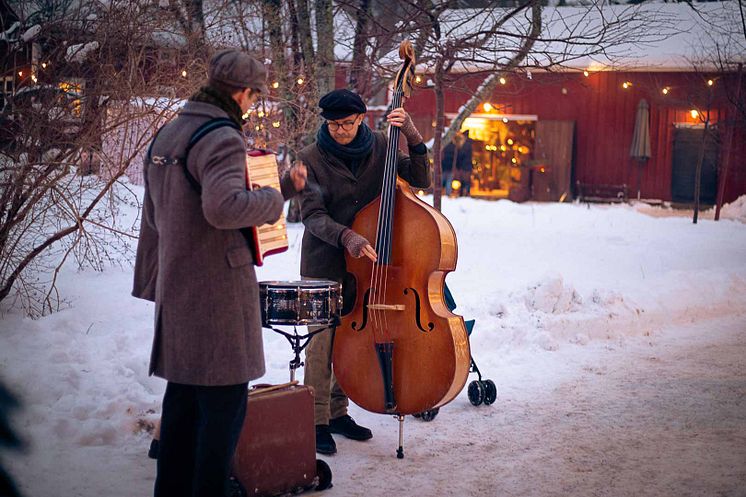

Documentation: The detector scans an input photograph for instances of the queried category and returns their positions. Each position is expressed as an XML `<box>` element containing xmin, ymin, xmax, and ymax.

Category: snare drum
<box><xmin>259</xmin><ymin>280</ymin><xmax>342</xmax><ymax>327</ymax></box>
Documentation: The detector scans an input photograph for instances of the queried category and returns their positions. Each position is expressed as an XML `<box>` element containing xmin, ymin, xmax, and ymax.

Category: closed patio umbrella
<box><xmin>630</xmin><ymin>98</ymin><xmax>651</xmax><ymax>200</ymax></box>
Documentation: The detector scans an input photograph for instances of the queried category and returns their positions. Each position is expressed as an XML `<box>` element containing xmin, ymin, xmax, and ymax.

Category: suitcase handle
<box><xmin>248</xmin><ymin>381</ymin><xmax>299</xmax><ymax>396</ymax></box>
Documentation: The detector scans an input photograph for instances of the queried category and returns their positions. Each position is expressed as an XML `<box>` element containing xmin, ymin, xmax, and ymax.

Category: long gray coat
<box><xmin>133</xmin><ymin>101</ymin><xmax>292</xmax><ymax>386</ymax></box>
<box><xmin>297</xmin><ymin>131</ymin><xmax>431</xmax><ymax>281</ymax></box>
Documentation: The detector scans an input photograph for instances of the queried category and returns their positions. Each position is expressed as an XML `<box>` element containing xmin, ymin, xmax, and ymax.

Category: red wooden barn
<box><xmin>403</xmin><ymin>68</ymin><xmax>744</xmax><ymax>205</ymax></box>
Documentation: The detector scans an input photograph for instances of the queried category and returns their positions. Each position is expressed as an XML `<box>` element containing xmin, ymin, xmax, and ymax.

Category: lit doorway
<box><xmin>447</xmin><ymin>113</ymin><xmax>537</xmax><ymax>199</ymax></box>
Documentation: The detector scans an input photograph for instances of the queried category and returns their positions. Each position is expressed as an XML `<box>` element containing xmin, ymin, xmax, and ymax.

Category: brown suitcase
<box><xmin>232</xmin><ymin>382</ymin><xmax>332</xmax><ymax>496</ymax></box>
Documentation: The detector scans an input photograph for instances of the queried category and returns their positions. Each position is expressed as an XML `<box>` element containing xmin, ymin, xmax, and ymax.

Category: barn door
<box><xmin>671</xmin><ymin>126</ymin><xmax>719</xmax><ymax>204</ymax></box>
<box><xmin>533</xmin><ymin>120</ymin><xmax>575</xmax><ymax>201</ymax></box>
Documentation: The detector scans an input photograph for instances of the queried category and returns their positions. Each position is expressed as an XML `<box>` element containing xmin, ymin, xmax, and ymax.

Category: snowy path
<box><xmin>308</xmin><ymin>313</ymin><xmax>746</xmax><ymax>497</ymax></box>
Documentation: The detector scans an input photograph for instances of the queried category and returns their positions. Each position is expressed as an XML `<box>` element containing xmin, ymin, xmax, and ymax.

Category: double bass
<box><xmin>332</xmin><ymin>41</ymin><xmax>471</xmax><ymax>455</ymax></box>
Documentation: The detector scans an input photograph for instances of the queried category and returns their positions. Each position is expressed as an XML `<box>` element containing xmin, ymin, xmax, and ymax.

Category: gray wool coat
<box><xmin>132</xmin><ymin>101</ymin><xmax>295</xmax><ymax>386</ymax></box>
<box><xmin>297</xmin><ymin>131</ymin><xmax>431</xmax><ymax>282</ymax></box>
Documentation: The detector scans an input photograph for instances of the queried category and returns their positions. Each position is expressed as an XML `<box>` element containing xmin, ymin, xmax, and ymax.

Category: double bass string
<box><xmin>369</xmin><ymin>85</ymin><xmax>403</xmax><ymax>345</ymax></box>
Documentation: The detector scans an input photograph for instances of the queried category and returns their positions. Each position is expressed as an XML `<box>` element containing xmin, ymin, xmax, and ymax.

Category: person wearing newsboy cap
<box><xmin>296</xmin><ymin>89</ymin><xmax>431</xmax><ymax>455</ymax></box>
<box><xmin>133</xmin><ymin>48</ymin><xmax>307</xmax><ymax>497</ymax></box>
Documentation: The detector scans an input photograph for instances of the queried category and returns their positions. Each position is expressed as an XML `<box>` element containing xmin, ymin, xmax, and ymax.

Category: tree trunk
<box><xmin>433</xmin><ymin>61</ymin><xmax>446</xmax><ymax>212</ymax></box>
<box><xmin>349</xmin><ymin>0</ymin><xmax>371</xmax><ymax>96</ymax></box>
<box><xmin>715</xmin><ymin>63</ymin><xmax>743</xmax><ymax>221</ymax></box>
<box><xmin>692</xmin><ymin>110</ymin><xmax>710</xmax><ymax>224</ymax></box>
<box><xmin>315</xmin><ymin>0</ymin><xmax>335</xmax><ymax>96</ymax></box>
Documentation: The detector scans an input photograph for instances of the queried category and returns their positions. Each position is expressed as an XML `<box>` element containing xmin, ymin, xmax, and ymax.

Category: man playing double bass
<box><xmin>297</xmin><ymin>89</ymin><xmax>431</xmax><ymax>455</ymax></box>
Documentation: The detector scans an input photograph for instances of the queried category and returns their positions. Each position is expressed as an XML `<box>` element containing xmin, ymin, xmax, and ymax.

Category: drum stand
<box><xmin>265</xmin><ymin>322</ymin><xmax>337</xmax><ymax>382</ymax></box>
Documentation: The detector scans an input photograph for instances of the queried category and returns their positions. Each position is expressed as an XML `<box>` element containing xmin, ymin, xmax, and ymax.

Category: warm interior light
<box><xmin>690</xmin><ymin>109</ymin><xmax>699</xmax><ymax>119</ymax></box>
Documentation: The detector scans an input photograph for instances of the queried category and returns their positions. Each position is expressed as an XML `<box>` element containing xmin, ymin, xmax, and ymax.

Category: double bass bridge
<box><xmin>366</xmin><ymin>304</ymin><xmax>406</xmax><ymax>311</ymax></box>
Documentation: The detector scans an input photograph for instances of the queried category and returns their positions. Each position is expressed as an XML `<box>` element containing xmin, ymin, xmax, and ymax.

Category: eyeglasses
<box><xmin>326</xmin><ymin>117</ymin><xmax>359</xmax><ymax>131</ymax></box>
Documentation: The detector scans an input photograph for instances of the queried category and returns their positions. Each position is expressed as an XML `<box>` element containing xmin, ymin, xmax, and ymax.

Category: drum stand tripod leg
<box><xmin>396</xmin><ymin>415</ymin><xmax>405</xmax><ymax>459</ymax></box>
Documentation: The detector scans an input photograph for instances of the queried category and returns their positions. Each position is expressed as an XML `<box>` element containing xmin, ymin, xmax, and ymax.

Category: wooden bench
<box><xmin>576</xmin><ymin>181</ymin><xmax>628</xmax><ymax>203</ymax></box>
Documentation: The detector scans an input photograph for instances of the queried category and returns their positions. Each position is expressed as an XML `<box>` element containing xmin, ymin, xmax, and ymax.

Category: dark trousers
<box><xmin>154</xmin><ymin>381</ymin><xmax>248</xmax><ymax>497</ymax></box>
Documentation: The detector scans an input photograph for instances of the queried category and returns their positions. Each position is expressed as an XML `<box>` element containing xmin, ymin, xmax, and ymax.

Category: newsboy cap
<box><xmin>208</xmin><ymin>49</ymin><xmax>268</xmax><ymax>94</ymax></box>
<box><xmin>319</xmin><ymin>89</ymin><xmax>367</xmax><ymax>120</ymax></box>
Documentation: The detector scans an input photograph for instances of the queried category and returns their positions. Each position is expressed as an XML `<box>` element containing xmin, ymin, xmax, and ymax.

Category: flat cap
<box><xmin>319</xmin><ymin>89</ymin><xmax>367</xmax><ymax>120</ymax></box>
<box><xmin>208</xmin><ymin>49</ymin><xmax>268</xmax><ymax>94</ymax></box>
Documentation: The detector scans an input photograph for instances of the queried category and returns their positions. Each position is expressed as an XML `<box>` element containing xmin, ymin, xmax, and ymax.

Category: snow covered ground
<box><xmin>1</xmin><ymin>193</ymin><xmax>745</xmax><ymax>497</ymax></box>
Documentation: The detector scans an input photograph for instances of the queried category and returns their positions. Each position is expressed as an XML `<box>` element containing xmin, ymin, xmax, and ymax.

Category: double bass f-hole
<box><xmin>351</xmin><ymin>287</ymin><xmax>372</xmax><ymax>331</ymax></box>
<box><xmin>404</xmin><ymin>287</ymin><xmax>435</xmax><ymax>332</ymax></box>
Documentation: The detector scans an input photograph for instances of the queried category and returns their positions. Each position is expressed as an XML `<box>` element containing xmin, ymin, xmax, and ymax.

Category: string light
<box><xmin>690</xmin><ymin>109</ymin><xmax>699</xmax><ymax>119</ymax></box>
<box><xmin>707</xmin><ymin>79</ymin><xmax>714</xmax><ymax>86</ymax></box>
<box><xmin>507</xmin><ymin>138</ymin><xmax>514</xmax><ymax>145</ymax></box>
<box><xmin>451</xmin><ymin>180</ymin><xmax>462</xmax><ymax>191</ymax></box>
<box><xmin>415</xmin><ymin>75</ymin><xmax>422</xmax><ymax>84</ymax></box>
<box><xmin>583</xmin><ymin>70</ymin><xmax>589</xmax><ymax>77</ymax></box>
<box><xmin>511</xmin><ymin>157</ymin><xmax>518</xmax><ymax>164</ymax></box>
<box><xmin>257</xmin><ymin>111</ymin><xmax>265</xmax><ymax>118</ymax></box>
<box><xmin>41</xmin><ymin>62</ymin><xmax>47</xmax><ymax>69</ymax></box>
<box><xmin>502</xmin><ymin>117</ymin><xmax>508</xmax><ymax>123</ymax></box>
<box><xmin>272</xmin><ymin>81</ymin><xmax>279</xmax><ymax>89</ymax></box>
<box><xmin>31</xmin><ymin>75</ymin><xmax>37</xmax><ymax>83</ymax></box>
<box><xmin>483</xmin><ymin>102</ymin><xmax>493</xmax><ymax>112</ymax></box>
<box><xmin>272</xmin><ymin>121</ymin><xmax>281</xmax><ymax>128</ymax></box>
<box><xmin>181</xmin><ymin>70</ymin><xmax>187</xmax><ymax>77</ymax></box>
<box><xmin>17</xmin><ymin>71</ymin><xmax>22</xmax><ymax>77</ymax></box>
<box><xmin>622</xmin><ymin>81</ymin><xmax>632</xmax><ymax>89</ymax></box>
<box><xmin>499</xmin><ymin>76</ymin><xmax>507</xmax><ymax>85</ymax></box>
<box><xmin>296</xmin><ymin>77</ymin><xmax>304</xmax><ymax>85</ymax></box>
<box><xmin>662</xmin><ymin>87</ymin><xmax>669</xmax><ymax>95</ymax></box>
<box><xmin>500</xmin><ymin>145</ymin><xmax>507</xmax><ymax>152</ymax></box>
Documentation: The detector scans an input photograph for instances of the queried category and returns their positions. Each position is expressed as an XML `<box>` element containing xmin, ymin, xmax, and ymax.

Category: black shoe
<box><xmin>148</xmin><ymin>438</ymin><xmax>159</xmax><ymax>460</ymax></box>
<box><xmin>315</xmin><ymin>425</ymin><xmax>337</xmax><ymax>455</ymax></box>
<box><xmin>329</xmin><ymin>415</ymin><xmax>372</xmax><ymax>441</ymax></box>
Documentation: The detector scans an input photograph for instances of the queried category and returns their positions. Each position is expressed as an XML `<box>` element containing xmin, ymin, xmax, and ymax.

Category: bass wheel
<box><xmin>467</xmin><ymin>380</ymin><xmax>485</xmax><ymax>406</ymax></box>
<box><xmin>483</xmin><ymin>379</ymin><xmax>497</xmax><ymax>405</ymax></box>
<box><xmin>416</xmin><ymin>408</ymin><xmax>440</xmax><ymax>422</ymax></box>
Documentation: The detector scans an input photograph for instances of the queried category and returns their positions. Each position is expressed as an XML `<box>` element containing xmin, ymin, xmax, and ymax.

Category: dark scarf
<box><xmin>316</xmin><ymin>122</ymin><xmax>375</xmax><ymax>174</ymax></box>
<box><xmin>189</xmin><ymin>85</ymin><xmax>244</xmax><ymax>128</ymax></box>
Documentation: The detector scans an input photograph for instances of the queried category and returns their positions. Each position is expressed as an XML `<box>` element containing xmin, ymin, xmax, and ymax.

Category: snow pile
<box><xmin>719</xmin><ymin>194</ymin><xmax>746</xmax><ymax>223</ymax></box>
